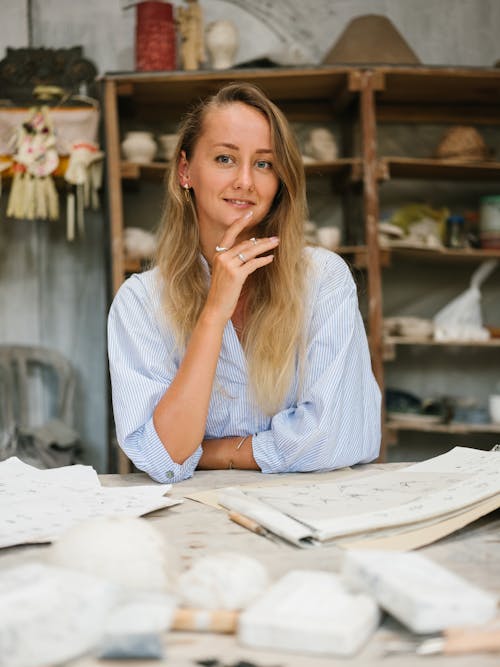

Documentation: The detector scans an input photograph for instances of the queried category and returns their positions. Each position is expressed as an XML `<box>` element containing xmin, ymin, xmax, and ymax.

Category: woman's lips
<box><xmin>224</xmin><ymin>198</ymin><xmax>255</xmax><ymax>208</ymax></box>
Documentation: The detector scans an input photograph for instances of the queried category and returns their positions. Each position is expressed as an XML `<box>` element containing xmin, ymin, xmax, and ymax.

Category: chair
<box><xmin>0</xmin><ymin>345</ymin><xmax>79</xmax><ymax>467</ymax></box>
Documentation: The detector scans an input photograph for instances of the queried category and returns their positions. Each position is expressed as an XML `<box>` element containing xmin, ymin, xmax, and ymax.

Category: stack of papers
<box><xmin>218</xmin><ymin>447</ymin><xmax>500</xmax><ymax>549</ymax></box>
<box><xmin>0</xmin><ymin>457</ymin><xmax>181</xmax><ymax>548</ymax></box>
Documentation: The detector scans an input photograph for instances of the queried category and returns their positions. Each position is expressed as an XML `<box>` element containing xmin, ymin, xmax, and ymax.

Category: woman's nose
<box><xmin>233</xmin><ymin>163</ymin><xmax>255</xmax><ymax>191</ymax></box>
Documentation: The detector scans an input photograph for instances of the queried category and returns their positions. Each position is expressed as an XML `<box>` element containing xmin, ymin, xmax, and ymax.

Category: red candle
<box><xmin>136</xmin><ymin>1</ymin><xmax>176</xmax><ymax>71</ymax></box>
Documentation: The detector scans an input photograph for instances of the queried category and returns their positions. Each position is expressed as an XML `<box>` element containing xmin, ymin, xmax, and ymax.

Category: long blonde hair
<box><xmin>155</xmin><ymin>82</ymin><xmax>307</xmax><ymax>413</ymax></box>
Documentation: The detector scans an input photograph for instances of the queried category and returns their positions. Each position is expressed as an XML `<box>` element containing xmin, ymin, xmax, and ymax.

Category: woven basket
<box><xmin>435</xmin><ymin>126</ymin><xmax>491</xmax><ymax>162</ymax></box>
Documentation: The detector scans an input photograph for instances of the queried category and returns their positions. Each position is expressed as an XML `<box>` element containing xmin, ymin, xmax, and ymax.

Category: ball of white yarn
<box><xmin>177</xmin><ymin>551</ymin><xmax>269</xmax><ymax>610</ymax></box>
<box><xmin>47</xmin><ymin>517</ymin><xmax>177</xmax><ymax>593</ymax></box>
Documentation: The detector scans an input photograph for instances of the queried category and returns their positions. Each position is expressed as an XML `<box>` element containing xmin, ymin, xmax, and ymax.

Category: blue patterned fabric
<box><xmin>108</xmin><ymin>247</ymin><xmax>381</xmax><ymax>483</ymax></box>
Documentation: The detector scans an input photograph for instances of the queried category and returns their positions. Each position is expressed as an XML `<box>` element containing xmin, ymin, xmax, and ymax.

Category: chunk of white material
<box><xmin>342</xmin><ymin>550</ymin><xmax>498</xmax><ymax>634</ymax></box>
<box><xmin>238</xmin><ymin>570</ymin><xmax>379</xmax><ymax>657</ymax></box>
<box><xmin>47</xmin><ymin>517</ymin><xmax>178</xmax><ymax>593</ymax></box>
<box><xmin>0</xmin><ymin>562</ymin><xmax>116</xmax><ymax>667</ymax></box>
<box><xmin>177</xmin><ymin>552</ymin><xmax>269</xmax><ymax>610</ymax></box>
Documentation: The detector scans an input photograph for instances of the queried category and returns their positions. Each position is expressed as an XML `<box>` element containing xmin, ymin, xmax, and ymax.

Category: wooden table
<box><xmin>3</xmin><ymin>464</ymin><xmax>500</xmax><ymax>666</ymax></box>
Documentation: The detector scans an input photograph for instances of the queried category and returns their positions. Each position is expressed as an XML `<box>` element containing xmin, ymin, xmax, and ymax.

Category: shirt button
<box><xmin>166</xmin><ymin>471</ymin><xmax>174</xmax><ymax>479</ymax></box>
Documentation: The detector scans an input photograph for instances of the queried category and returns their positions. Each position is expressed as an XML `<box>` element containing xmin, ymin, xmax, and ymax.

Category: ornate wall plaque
<box><xmin>0</xmin><ymin>47</ymin><xmax>98</xmax><ymax>106</ymax></box>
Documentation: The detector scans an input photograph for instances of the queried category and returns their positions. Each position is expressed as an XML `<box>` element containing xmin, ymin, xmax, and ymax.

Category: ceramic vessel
<box><xmin>121</xmin><ymin>131</ymin><xmax>157</xmax><ymax>163</ymax></box>
<box><xmin>479</xmin><ymin>195</ymin><xmax>500</xmax><ymax>249</ymax></box>
<box><xmin>205</xmin><ymin>20</ymin><xmax>239</xmax><ymax>69</ymax></box>
<box><xmin>489</xmin><ymin>395</ymin><xmax>500</xmax><ymax>424</ymax></box>
<box><xmin>304</xmin><ymin>127</ymin><xmax>338</xmax><ymax>162</ymax></box>
<box><xmin>317</xmin><ymin>226</ymin><xmax>341</xmax><ymax>249</ymax></box>
<box><xmin>158</xmin><ymin>133</ymin><xmax>179</xmax><ymax>161</ymax></box>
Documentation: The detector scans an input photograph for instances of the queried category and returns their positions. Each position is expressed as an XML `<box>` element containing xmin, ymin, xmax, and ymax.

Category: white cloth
<box><xmin>107</xmin><ymin>247</ymin><xmax>381</xmax><ymax>483</ymax></box>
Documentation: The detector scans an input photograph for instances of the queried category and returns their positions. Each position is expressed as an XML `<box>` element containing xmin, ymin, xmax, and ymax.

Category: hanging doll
<box><xmin>64</xmin><ymin>141</ymin><xmax>103</xmax><ymax>241</ymax></box>
<box><xmin>7</xmin><ymin>106</ymin><xmax>59</xmax><ymax>221</ymax></box>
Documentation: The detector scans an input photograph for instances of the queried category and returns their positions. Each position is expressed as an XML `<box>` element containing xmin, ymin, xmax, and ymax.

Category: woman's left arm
<box><xmin>251</xmin><ymin>253</ymin><xmax>382</xmax><ymax>474</ymax></box>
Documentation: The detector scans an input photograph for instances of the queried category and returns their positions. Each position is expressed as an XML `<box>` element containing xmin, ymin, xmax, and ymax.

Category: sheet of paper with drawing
<box><xmin>218</xmin><ymin>447</ymin><xmax>500</xmax><ymax>549</ymax></box>
<box><xmin>0</xmin><ymin>457</ymin><xmax>181</xmax><ymax>549</ymax></box>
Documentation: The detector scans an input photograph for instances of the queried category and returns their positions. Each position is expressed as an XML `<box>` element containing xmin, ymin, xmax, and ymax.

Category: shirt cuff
<box><xmin>125</xmin><ymin>417</ymin><xmax>203</xmax><ymax>484</ymax></box>
<box><xmin>251</xmin><ymin>429</ymin><xmax>285</xmax><ymax>474</ymax></box>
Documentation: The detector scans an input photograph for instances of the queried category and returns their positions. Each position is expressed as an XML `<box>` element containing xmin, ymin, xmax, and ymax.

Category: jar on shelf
<box><xmin>121</xmin><ymin>131</ymin><xmax>157</xmax><ymax>164</ymax></box>
<box><xmin>479</xmin><ymin>195</ymin><xmax>500</xmax><ymax>249</ymax></box>
<box><xmin>135</xmin><ymin>1</ymin><xmax>176</xmax><ymax>71</ymax></box>
<box><xmin>445</xmin><ymin>214</ymin><xmax>465</xmax><ymax>248</ymax></box>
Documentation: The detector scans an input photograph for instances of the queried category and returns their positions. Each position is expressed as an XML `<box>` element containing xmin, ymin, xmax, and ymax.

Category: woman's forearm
<box><xmin>152</xmin><ymin>307</ymin><xmax>226</xmax><ymax>463</ymax></box>
<box><xmin>198</xmin><ymin>436</ymin><xmax>260</xmax><ymax>470</ymax></box>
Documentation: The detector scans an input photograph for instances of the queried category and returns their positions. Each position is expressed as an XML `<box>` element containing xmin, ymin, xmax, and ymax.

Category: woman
<box><xmin>108</xmin><ymin>82</ymin><xmax>381</xmax><ymax>483</ymax></box>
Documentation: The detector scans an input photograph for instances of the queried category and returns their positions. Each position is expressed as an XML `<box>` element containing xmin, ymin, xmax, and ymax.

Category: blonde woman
<box><xmin>108</xmin><ymin>82</ymin><xmax>381</xmax><ymax>482</ymax></box>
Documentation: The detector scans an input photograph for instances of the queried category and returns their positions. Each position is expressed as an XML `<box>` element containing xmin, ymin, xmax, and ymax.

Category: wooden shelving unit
<box><xmin>372</xmin><ymin>66</ymin><xmax>500</xmax><ymax>447</ymax></box>
<box><xmin>103</xmin><ymin>65</ymin><xmax>500</xmax><ymax>470</ymax></box>
<box><xmin>102</xmin><ymin>66</ymin><xmax>377</xmax><ymax>472</ymax></box>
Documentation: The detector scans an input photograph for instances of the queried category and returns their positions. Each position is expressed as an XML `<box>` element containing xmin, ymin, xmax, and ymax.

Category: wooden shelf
<box><xmin>304</xmin><ymin>157</ymin><xmax>362</xmax><ymax>180</ymax></box>
<box><xmin>121</xmin><ymin>161</ymin><xmax>169</xmax><ymax>181</ymax></box>
<box><xmin>382</xmin><ymin>245</ymin><xmax>500</xmax><ymax>263</ymax></box>
<box><xmin>387</xmin><ymin>419</ymin><xmax>500</xmax><ymax>435</ymax></box>
<box><xmin>335</xmin><ymin>244</ymin><xmax>391</xmax><ymax>269</ymax></box>
<box><xmin>379</xmin><ymin>157</ymin><xmax>500</xmax><ymax>181</ymax></box>
<box><xmin>104</xmin><ymin>66</ymin><xmax>356</xmax><ymax>122</ymax></box>
<box><xmin>386</xmin><ymin>335</ymin><xmax>500</xmax><ymax>347</ymax></box>
<box><xmin>374</xmin><ymin>66</ymin><xmax>500</xmax><ymax>124</ymax></box>
<box><xmin>124</xmin><ymin>258</ymin><xmax>152</xmax><ymax>274</ymax></box>
<box><xmin>384</xmin><ymin>335</ymin><xmax>500</xmax><ymax>361</ymax></box>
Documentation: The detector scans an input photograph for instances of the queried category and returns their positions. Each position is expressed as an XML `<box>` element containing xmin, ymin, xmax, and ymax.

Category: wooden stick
<box><xmin>229</xmin><ymin>510</ymin><xmax>269</xmax><ymax>537</ymax></box>
<box><xmin>443</xmin><ymin>623</ymin><xmax>500</xmax><ymax>654</ymax></box>
<box><xmin>172</xmin><ymin>608</ymin><xmax>239</xmax><ymax>634</ymax></box>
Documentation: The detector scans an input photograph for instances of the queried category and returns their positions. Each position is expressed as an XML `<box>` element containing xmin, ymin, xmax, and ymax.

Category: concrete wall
<box><xmin>1</xmin><ymin>1</ymin><xmax>499</xmax><ymax>469</ymax></box>
<box><xmin>19</xmin><ymin>0</ymin><xmax>500</xmax><ymax>72</ymax></box>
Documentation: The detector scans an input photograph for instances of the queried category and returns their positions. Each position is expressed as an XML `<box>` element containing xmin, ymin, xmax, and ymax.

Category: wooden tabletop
<box><xmin>3</xmin><ymin>463</ymin><xmax>500</xmax><ymax>666</ymax></box>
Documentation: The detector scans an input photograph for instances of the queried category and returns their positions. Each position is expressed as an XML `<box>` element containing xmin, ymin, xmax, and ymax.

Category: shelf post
<box><xmin>103</xmin><ymin>79</ymin><xmax>126</xmax><ymax>298</ymax></box>
<box><xmin>359</xmin><ymin>70</ymin><xmax>386</xmax><ymax>459</ymax></box>
<box><xmin>103</xmin><ymin>78</ymin><xmax>132</xmax><ymax>474</ymax></box>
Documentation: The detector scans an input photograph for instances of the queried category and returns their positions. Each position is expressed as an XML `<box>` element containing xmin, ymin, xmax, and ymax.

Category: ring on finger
<box><xmin>215</xmin><ymin>245</ymin><xmax>228</xmax><ymax>253</ymax></box>
<box><xmin>237</xmin><ymin>252</ymin><xmax>247</xmax><ymax>264</ymax></box>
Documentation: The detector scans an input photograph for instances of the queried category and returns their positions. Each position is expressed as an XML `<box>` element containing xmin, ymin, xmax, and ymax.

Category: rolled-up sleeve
<box><xmin>252</xmin><ymin>252</ymin><xmax>381</xmax><ymax>473</ymax></box>
<box><xmin>108</xmin><ymin>275</ymin><xmax>202</xmax><ymax>483</ymax></box>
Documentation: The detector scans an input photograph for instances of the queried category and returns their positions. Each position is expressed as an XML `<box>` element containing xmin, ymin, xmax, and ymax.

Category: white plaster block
<box><xmin>342</xmin><ymin>550</ymin><xmax>498</xmax><ymax>634</ymax></box>
<box><xmin>238</xmin><ymin>569</ymin><xmax>379</xmax><ymax>657</ymax></box>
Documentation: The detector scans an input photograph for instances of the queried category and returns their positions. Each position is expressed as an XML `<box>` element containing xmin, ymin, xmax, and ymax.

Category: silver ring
<box><xmin>250</xmin><ymin>237</ymin><xmax>258</xmax><ymax>245</ymax></box>
<box><xmin>215</xmin><ymin>245</ymin><xmax>228</xmax><ymax>253</ymax></box>
<box><xmin>237</xmin><ymin>253</ymin><xmax>247</xmax><ymax>264</ymax></box>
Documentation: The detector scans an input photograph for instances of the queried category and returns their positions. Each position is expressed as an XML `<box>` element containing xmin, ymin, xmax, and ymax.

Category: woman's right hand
<box><xmin>204</xmin><ymin>211</ymin><xmax>279</xmax><ymax>323</ymax></box>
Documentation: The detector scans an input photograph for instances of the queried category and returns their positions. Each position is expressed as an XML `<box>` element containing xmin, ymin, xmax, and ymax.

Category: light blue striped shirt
<box><xmin>108</xmin><ymin>246</ymin><xmax>381</xmax><ymax>483</ymax></box>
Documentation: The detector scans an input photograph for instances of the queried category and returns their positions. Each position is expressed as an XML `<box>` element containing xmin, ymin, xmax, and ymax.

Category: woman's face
<box><xmin>180</xmin><ymin>102</ymin><xmax>280</xmax><ymax>238</ymax></box>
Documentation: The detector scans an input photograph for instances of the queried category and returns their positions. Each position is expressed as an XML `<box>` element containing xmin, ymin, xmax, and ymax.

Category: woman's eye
<box><xmin>215</xmin><ymin>154</ymin><xmax>234</xmax><ymax>165</ymax></box>
<box><xmin>256</xmin><ymin>159</ymin><xmax>272</xmax><ymax>170</ymax></box>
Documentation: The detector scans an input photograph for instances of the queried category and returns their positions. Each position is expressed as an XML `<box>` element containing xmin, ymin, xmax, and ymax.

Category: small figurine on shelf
<box><xmin>177</xmin><ymin>0</ymin><xmax>205</xmax><ymax>70</ymax></box>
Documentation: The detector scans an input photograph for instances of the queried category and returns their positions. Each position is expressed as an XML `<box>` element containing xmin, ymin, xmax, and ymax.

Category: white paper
<box><xmin>0</xmin><ymin>457</ymin><xmax>181</xmax><ymax>549</ymax></box>
<box><xmin>220</xmin><ymin>447</ymin><xmax>500</xmax><ymax>544</ymax></box>
<box><xmin>218</xmin><ymin>487</ymin><xmax>317</xmax><ymax>547</ymax></box>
